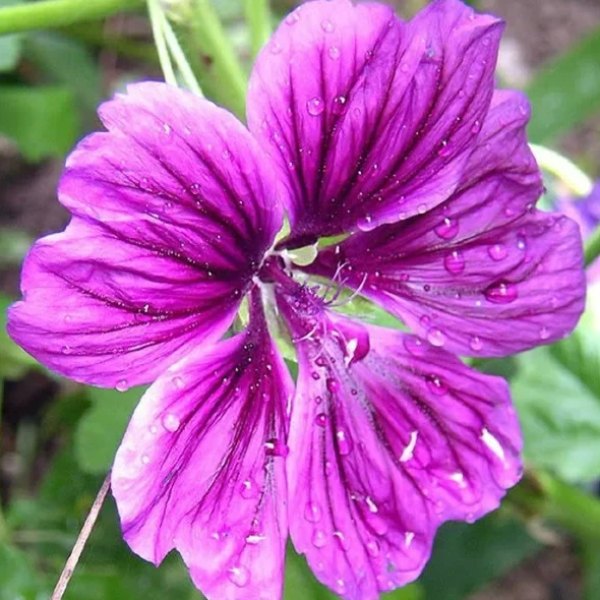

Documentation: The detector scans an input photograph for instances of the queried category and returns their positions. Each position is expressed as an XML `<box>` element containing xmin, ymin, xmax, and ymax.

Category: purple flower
<box><xmin>555</xmin><ymin>182</ymin><xmax>600</xmax><ymax>280</ymax></box>
<box><xmin>7</xmin><ymin>0</ymin><xmax>586</xmax><ymax>598</ymax></box>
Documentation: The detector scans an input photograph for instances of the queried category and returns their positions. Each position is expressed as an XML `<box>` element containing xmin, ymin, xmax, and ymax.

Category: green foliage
<box><xmin>75</xmin><ymin>387</ymin><xmax>144</xmax><ymax>474</ymax></box>
<box><xmin>419</xmin><ymin>513</ymin><xmax>539</xmax><ymax>599</ymax></box>
<box><xmin>511</xmin><ymin>327</ymin><xmax>600</xmax><ymax>483</ymax></box>
<box><xmin>527</xmin><ymin>26</ymin><xmax>600</xmax><ymax>143</ymax></box>
<box><xmin>0</xmin><ymin>294</ymin><xmax>38</xmax><ymax>378</ymax></box>
<box><xmin>0</xmin><ymin>1</ymin><xmax>24</xmax><ymax>72</ymax></box>
<box><xmin>0</xmin><ymin>86</ymin><xmax>79</xmax><ymax>161</ymax></box>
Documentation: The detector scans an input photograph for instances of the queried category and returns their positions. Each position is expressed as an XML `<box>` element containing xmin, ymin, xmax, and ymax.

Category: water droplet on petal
<box><xmin>443</xmin><ymin>250</ymin><xmax>465</xmax><ymax>274</ymax></box>
<box><xmin>333</xmin><ymin>530</ymin><xmax>349</xmax><ymax>551</ymax></box>
<box><xmin>162</xmin><ymin>413</ymin><xmax>180</xmax><ymax>432</ymax></box>
<box><xmin>539</xmin><ymin>326</ymin><xmax>550</xmax><ymax>340</ymax></box>
<box><xmin>265</xmin><ymin>438</ymin><xmax>289</xmax><ymax>457</ymax></box>
<box><xmin>141</xmin><ymin>454</ymin><xmax>150</xmax><ymax>465</ymax></box>
<box><xmin>404</xmin><ymin>531</ymin><xmax>415</xmax><ymax>547</ymax></box>
<box><xmin>488</xmin><ymin>243</ymin><xmax>508</xmax><ymax>261</ymax></box>
<box><xmin>285</xmin><ymin>11</ymin><xmax>299</xmax><ymax>25</ymax></box>
<box><xmin>434</xmin><ymin>217</ymin><xmax>459</xmax><ymax>240</ymax></box>
<box><xmin>336</xmin><ymin>429</ymin><xmax>352</xmax><ymax>455</ymax></box>
<box><xmin>471</xmin><ymin>120</ymin><xmax>481</xmax><ymax>134</ymax></box>
<box><xmin>426</xmin><ymin>374</ymin><xmax>448</xmax><ymax>396</ymax></box>
<box><xmin>240</xmin><ymin>478</ymin><xmax>259</xmax><ymax>499</ymax></box>
<box><xmin>172</xmin><ymin>375</ymin><xmax>185</xmax><ymax>389</ymax></box>
<box><xmin>332</xmin><ymin>95</ymin><xmax>347</xmax><ymax>115</ymax></box>
<box><xmin>61</xmin><ymin>345</ymin><xmax>72</xmax><ymax>355</ymax></box>
<box><xmin>469</xmin><ymin>336</ymin><xmax>484</xmax><ymax>352</ymax></box>
<box><xmin>427</xmin><ymin>328</ymin><xmax>446</xmax><ymax>347</ymax></box>
<box><xmin>304</xmin><ymin>502</ymin><xmax>322</xmax><ymax>523</ymax></box>
<box><xmin>516</xmin><ymin>236</ymin><xmax>527</xmax><ymax>251</ymax></box>
<box><xmin>228</xmin><ymin>565</ymin><xmax>250</xmax><ymax>587</ymax></box>
<box><xmin>366</xmin><ymin>539</ymin><xmax>380</xmax><ymax>557</ymax></box>
<box><xmin>116</xmin><ymin>379</ymin><xmax>129</xmax><ymax>392</ymax></box>
<box><xmin>404</xmin><ymin>336</ymin><xmax>426</xmax><ymax>356</ymax></box>
<box><xmin>312</xmin><ymin>529</ymin><xmax>327</xmax><ymax>548</ymax></box>
<box><xmin>270</xmin><ymin>41</ymin><xmax>282</xmax><ymax>54</ymax></box>
<box><xmin>328</xmin><ymin>45</ymin><xmax>341</xmax><ymax>60</ymax></box>
<box><xmin>437</xmin><ymin>140</ymin><xmax>451</xmax><ymax>157</ymax></box>
<box><xmin>315</xmin><ymin>413</ymin><xmax>328</xmax><ymax>427</ymax></box>
<box><xmin>484</xmin><ymin>281</ymin><xmax>518</xmax><ymax>304</ymax></box>
<box><xmin>307</xmin><ymin>96</ymin><xmax>325</xmax><ymax>116</ymax></box>
<box><xmin>320</xmin><ymin>18</ymin><xmax>334</xmax><ymax>32</ymax></box>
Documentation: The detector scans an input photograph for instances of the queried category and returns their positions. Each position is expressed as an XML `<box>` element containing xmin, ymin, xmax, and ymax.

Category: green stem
<box><xmin>584</xmin><ymin>225</ymin><xmax>600</xmax><ymax>268</ymax></box>
<box><xmin>147</xmin><ymin>0</ymin><xmax>178</xmax><ymax>87</ymax></box>
<box><xmin>186</xmin><ymin>0</ymin><xmax>247</xmax><ymax>118</ymax></box>
<box><xmin>0</xmin><ymin>0</ymin><xmax>144</xmax><ymax>36</ymax></box>
<box><xmin>510</xmin><ymin>471</ymin><xmax>600</xmax><ymax>542</ymax></box>
<box><xmin>244</xmin><ymin>0</ymin><xmax>272</xmax><ymax>56</ymax></box>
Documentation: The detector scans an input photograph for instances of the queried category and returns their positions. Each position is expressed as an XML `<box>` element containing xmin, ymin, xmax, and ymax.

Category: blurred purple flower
<box><xmin>555</xmin><ymin>182</ymin><xmax>600</xmax><ymax>280</ymax></box>
<box><xmin>7</xmin><ymin>0</ymin><xmax>586</xmax><ymax>598</ymax></box>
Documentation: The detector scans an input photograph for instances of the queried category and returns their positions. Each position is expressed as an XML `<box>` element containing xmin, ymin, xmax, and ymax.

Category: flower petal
<box><xmin>112</xmin><ymin>300</ymin><xmax>293</xmax><ymax>600</ymax></box>
<box><xmin>248</xmin><ymin>0</ymin><xmax>503</xmax><ymax>243</ymax></box>
<box><xmin>311</xmin><ymin>92</ymin><xmax>585</xmax><ymax>356</ymax></box>
<box><xmin>281</xmin><ymin>308</ymin><xmax>521</xmax><ymax>599</ymax></box>
<box><xmin>8</xmin><ymin>83</ymin><xmax>282</xmax><ymax>387</ymax></box>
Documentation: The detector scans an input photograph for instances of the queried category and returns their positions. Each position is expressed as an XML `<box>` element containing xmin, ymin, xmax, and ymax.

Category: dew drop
<box><xmin>228</xmin><ymin>565</ymin><xmax>250</xmax><ymax>588</ymax></box>
<box><xmin>116</xmin><ymin>379</ymin><xmax>129</xmax><ymax>392</ymax></box>
<box><xmin>320</xmin><ymin>18</ymin><xmax>334</xmax><ymax>32</ymax></box>
<box><xmin>312</xmin><ymin>529</ymin><xmax>327</xmax><ymax>548</ymax></box>
<box><xmin>328</xmin><ymin>45</ymin><xmax>341</xmax><ymax>60</ymax></box>
<box><xmin>307</xmin><ymin>96</ymin><xmax>325</xmax><ymax>116</ymax></box>
<box><xmin>488</xmin><ymin>243</ymin><xmax>508</xmax><ymax>261</ymax></box>
<box><xmin>270</xmin><ymin>41</ymin><xmax>282</xmax><ymax>54</ymax></box>
<box><xmin>539</xmin><ymin>326</ymin><xmax>551</xmax><ymax>340</ymax></box>
<box><xmin>311</xmin><ymin>371</ymin><xmax>321</xmax><ymax>381</ymax></box>
<box><xmin>336</xmin><ymin>429</ymin><xmax>352</xmax><ymax>455</ymax></box>
<box><xmin>333</xmin><ymin>530</ymin><xmax>349</xmax><ymax>551</ymax></box>
<box><xmin>434</xmin><ymin>217</ymin><xmax>459</xmax><ymax>240</ymax></box>
<box><xmin>265</xmin><ymin>438</ymin><xmax>289</xmax><ymax>457</ymax></box>
<box><xmin>471</xmin><ymin>120</ymin><xmax>481</xmax><ymax>134</ymax></box>
<box><xmin>240</xmin><ymin>478</ymin><xmax>259</xmax><ymax>499</ymax></box>
<box><xmin>437</xmin><ymin>140</ymin><xmax>451</xmax><ymax>157</ymax></box>
<box><xmin>172</xmin><ymin>375</ymin><xmax>184</xmax><ymax>389</ymax></box>
<box><xmin>304</xmin><ymin>502</ymin><xmax>322</xmax><ymax>523</ymax></box>
<box><xmin>315</xmin><ymin>413</ymin><xmax>328</xmax><ymax>427</ymax></box>
<box><xmin>332</xmin><ymin>95</ymin><xmax>347</xmax><ymax>115</ymax></box>
<box><xmin>162</xmin><ymin>413</ymin><xmax>180</xmax><ymax>432</ymax></box>
<box><xmin>326</xmin><ymin>378</ymin><xmax>339</xmax><ymax>394</ymax></box>
<box><xmin>61</xmin><ymin>345</ymin><xmax>72</xmax><ymax>355</ymax></box>
<box><xmin>443</xmin><ymin>250</ymin><xmax>465</xmax><ymax>274</ymax></box>
<box><xmin>285</xmin><ymin>12</ymin><xmax>299</xmax><ymax>25</ymax></box>
<box><xmin>368</xmin><ymin>513</ymin><xmax>388</xmax><ymax>536</ymax></box>
<box><xmin>403</xmin><ymin>336</ymin><xmax>426</xmax><ymax>356</ymax></box>
<box><xmin>516</xmin><ymin>236</ymin><xmax>527</xmax><ymax>251</ymax></box>
<box><xmin>366</xmin><ymin>539</ymin><xmax>380</xmax><ymax>557</ymax></box>
<box><xmin>427</xmin><ymin>328</ymin><xmax>446</xmax><ymax>347</ymax></box>
<box><xmin>141</xmin><ymin>454</ymin><xmax>150</xmax><ymax>465</ymax></box>
<box><xmin>469</xmin><ymin>336</ymin><xmax>484</xmax><ymax>352</ymax></box>
<box><xmin>484</xmin><ymin>281</ymin><xmax>518</xmax><ymax>304</ymax></box>
<box><xmin>426</xmin><ymin>374</ymin><xmax>448</xmax><ymax>396</ymax></box>
<box><xmin>404</xmin><ymin>531</ymin><xmax>415</xmax><ymax>547</ymax></box>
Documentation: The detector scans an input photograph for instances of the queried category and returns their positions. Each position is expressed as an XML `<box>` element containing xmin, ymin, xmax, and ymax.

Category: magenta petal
<box><xmin>311</xmin><ymin>93</ymin><xmax>585</xmax><ymax>357</ymax></box>
<box><xmin>111</xmin><ymin>311</ymin><xmax>293</xmax><ymax>599</ymax></box>
<box><xmin>248</xmin><ymin>0</ymin><xmax>502</xmax><ymax>241</ymax></box>
<box><xmin>8</xmin><ymin>83</ymin><xmax>282</xmax><ymax>387</ymax></box>
<box><xmin>286</xmin><ymin>316</ymin><xmax>521</xmax><ymax>599</ymax></box>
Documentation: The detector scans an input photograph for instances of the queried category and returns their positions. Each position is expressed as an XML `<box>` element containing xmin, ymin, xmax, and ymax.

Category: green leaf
<box><xmin>0</xmin><ymin>86</ymin><xmax>79</xmax><ymax>161</ymax></box>
<box><xmin>0</xmin><ymin>294</ymin><xmax>38</xmax><ymax>378</ymax></box>
<box><xmin>0</xmin><ymin>1</ymin><xmax>24</xmax><ymax>72</ymax></box>
<box><xmin>74</xmin><ymin>387</ymin><xmax>143</xmax><ymax>474</ymax></box>
<box><xmin>510</xmin><ymin>333</ymin><xmax>600</xmax><ymax>483</ymax></box>
<box><xmin>23</xmin><ymin>32</ymin><xmax>102</xmax><ymax>123</ymax></box>
<box><xmin>0</xmin><ymin>543</ymin><xmax>48</xmax><ymax>600</ymax></box>
<box><xmin>419</xmin><ymin>513</ymin><xmax>539</xmax><ymax>599</ymax></box>
<box><xmin>527</xmin><ymin>26</ymin><xmax>600</xmax><ymax>143</ymax></box>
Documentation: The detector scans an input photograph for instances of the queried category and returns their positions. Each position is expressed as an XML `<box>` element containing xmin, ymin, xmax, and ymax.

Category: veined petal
<box><xmin>279</xmin><ymin>305</ymin><xmax>521</xmax><ymax>599</ymax></box>
<box><xmin>248</xmin><ymin>0</ymin><xmax>502</xmax><ymax>243</ymax></box>
<box><xmin>8</xmin><ymin>83</ymin><xmax>283</xmax><ymax>387</ymax></box>
<box><xmin>311</xmin><ymin>92</ymin><xmax>585</xmax><ymax>356</ymax></box>
<box><xmin>112</xmin><ymin>299</ymin><xmax>293</xmax><ymax>600</ymax></box>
